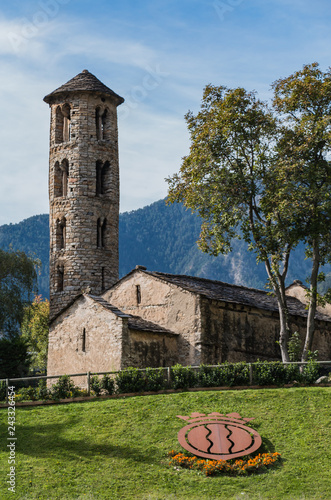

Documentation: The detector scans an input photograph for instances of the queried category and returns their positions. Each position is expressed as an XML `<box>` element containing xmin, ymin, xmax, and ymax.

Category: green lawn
<box><xmin>0</xmin><ymin>387</ymin><xmax>330</xmax><ymax>499</ymax></box>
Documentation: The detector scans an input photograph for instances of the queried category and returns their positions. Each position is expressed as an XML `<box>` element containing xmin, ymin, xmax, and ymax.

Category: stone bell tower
<box><xmin>44</xmin><ymin>70</ymin><xmax>124</xmax><ymax>319</ymax></box>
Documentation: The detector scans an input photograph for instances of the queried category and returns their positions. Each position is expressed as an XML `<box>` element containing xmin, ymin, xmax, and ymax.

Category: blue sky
<box><xmin>0</xmin><ymin>0</ymin><xmax>331</xmax><ymax>225</ymax></box>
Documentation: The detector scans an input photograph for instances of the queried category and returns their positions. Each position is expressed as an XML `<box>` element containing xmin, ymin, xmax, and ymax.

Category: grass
<box><xmin>0</xmin><ymin>386</ymin><xmax>330</xmax><ymax>499</ymax></box>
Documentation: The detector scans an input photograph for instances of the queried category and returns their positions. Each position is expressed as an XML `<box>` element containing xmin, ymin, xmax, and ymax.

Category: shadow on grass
<box><xmin>0</xmin><ymin>419</ymin><xmax>156</xmax><ymax>465</ymax></box>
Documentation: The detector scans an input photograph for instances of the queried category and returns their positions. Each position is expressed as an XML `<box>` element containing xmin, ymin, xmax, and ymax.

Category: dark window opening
<box><xmin>56</xmin><ymin>218</ymin><xmax>66</xmax><ymax>250</ymax></box>
<box><xmin>96</xmin><ymin>160</ymin><xmax>111</xmax><ymax>196</ymax></box>
<box><xmin>97</xmin><ymin>218</ymin><xmax>107</xmax><ymax>248</ymax></box>
<box><xmin>95</xmin><ymin>106</ymin><xmax>109</xmax><ymax>140</ymax></box>
<box><xmin>55</xmin><ymin>104</ymin><xmax>71</xmax><ymax>143</ymax></box>
<box><xmin>82</xmin><ymin>328</ymin><xmax>86</xmax><ymax>352</ymax></box>
<box><xmin>57</xmin><ymin>265</ymin><xmax>64</xmax><ymax>292</ymax></box>
<box><xmin>136</xmin><ymin>285</ymin><xmax>141</xmax><ymax>304</ymax></box>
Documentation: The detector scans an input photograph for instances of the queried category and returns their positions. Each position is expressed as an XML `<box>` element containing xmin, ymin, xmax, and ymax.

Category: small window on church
<box><xmin>82</xmin><ymin>328</ymin><xmax>86</xmax><ymax>352</ymax></box>
<box><xmin>57</xmin><ymin>265</ymin><xmax>64</xmax><ymax>292</ymax></box>
<box><xmin>136</xmin><ymin>285</ymin><xmax>141</xmax><ymax>304</ymax></box>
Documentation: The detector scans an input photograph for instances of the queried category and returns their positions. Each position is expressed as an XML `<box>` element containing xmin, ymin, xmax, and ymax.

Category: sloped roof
<box><xmin>131</xmin><ymin>270</ymin><xmax>331</xmax><ymax>323</ymax></box>
<box><xmin>88</xmin><ymin>295</ymin><xmax>177</xmax><ymax>336</ymax></box>
<box><xmin>43</xmin><ymin>70</ymin><xmax>124</xmax><ymax>105</ymax></box>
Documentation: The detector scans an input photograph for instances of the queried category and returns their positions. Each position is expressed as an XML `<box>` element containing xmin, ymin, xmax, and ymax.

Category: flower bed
<box><xmin>168</xmin><ymin>450</ymin><xmax>282</xmax><ymax>476</ymax></box>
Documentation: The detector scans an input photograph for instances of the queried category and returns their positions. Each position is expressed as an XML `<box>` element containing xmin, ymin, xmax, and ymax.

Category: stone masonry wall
<box><xmin>47</xmin><ymin>295</ymin><xmax>124</xmax><ymax>379</ymax></box>
<box><xmin>47</xmin><ymin>92</ymin><xmax>120</xmax><ymax>319</ymax></box>
<box><xmin>103</xmin><ymin>271</ymin><xmax>202</xmax><ymax>365</ymax></box>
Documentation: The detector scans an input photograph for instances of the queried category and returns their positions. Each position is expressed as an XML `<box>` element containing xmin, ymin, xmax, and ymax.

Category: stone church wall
<box><xmin>122</xmin><ymin>330</ymin><xmax>178</xmax><ymax>369</ymax></box>
<box><xmin>47</xmin><ymin>295</ymin><xmax>125</xmax><ymax>379</ymax></box>
<box><xmin>103</xmin><ymin>271</ymin><xmax>202</xmax><ymax>366</ymax></box>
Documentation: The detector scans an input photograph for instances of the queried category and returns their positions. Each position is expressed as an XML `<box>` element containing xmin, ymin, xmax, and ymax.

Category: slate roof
<box><xmin>43</xmin><ymin>70</ymin><xmax>124</xmax><ymax>105</ymax></box>
<box><xmin>136</xmin><ymin>270</ymin><xmax>331</xmax><ymax>323</ymax></box>
<box><xmin>88</xmin><ymin>295</ymin><xmax>177</xmax><ymax>336</ymax></box>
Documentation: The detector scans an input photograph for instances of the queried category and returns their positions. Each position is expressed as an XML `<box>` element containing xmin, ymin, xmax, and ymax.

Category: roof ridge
<box><xmin>145</xmin><ymin>270</ymin><xmax>269</xmax><ymax>295</ymax></box>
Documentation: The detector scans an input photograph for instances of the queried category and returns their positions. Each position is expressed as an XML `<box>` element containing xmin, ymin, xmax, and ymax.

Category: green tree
<box><xmin>0</xmin><ymin>336</ymin><xmax>31</xmax><ymax>378</ymax></box>
<box><xmin>21</xmin><ymin>295</ymin><xmax>49</xmax><ymax>371</ymax></box>
<box><xmin>272</xmin><ymin>62</ymin><xmax>331</xmax><ymax>361</ymax></box>
<box><xmin>167</xmin><ymin>85</ymin><xmax>298</xmax><ymax>362</ymax></box>
<box><xmin>0</xmin><ymin>248</ymin><xmax>38</xmax><ymax>338</ymax></box>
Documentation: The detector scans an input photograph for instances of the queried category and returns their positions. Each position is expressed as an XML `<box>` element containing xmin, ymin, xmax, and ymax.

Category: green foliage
<box><xmin>171</xmin><ymin>364</ymin><xmax>198</xmax><ymax>389</ymax></box>
<box><xmin>253</xmin><ymin>361</ymin><xmax>297</xmax><ymax>386</ymax></box>
<box><xmin>144</xmin><ymin>367</ymin><xmax>167</xmax><ymax>392</ymax></box>
<box><xmin>0</xmin><ymin>248</ymin><xmax>38</xmax><ymax>338</ymax></box>
<box><xmin>90</xmin><ymin>375</ymin><xmax>102</xmax><ymax>396</ymax></box>
<box><xmin>21</xmin><ymin>295</ymin><xmax>49</xmax><ymax>371</ymax></box>
<box><xmin>0</xmin><ymin>335</ymin><xmax>31</xmax><ymax>378</ymax></box>
<box><xmin>101</xmin><ymin>374</ymin><xmax>115</xmax><ymax>395</ymax></box>
<box><xmin>288</xmin><ymin>331</ymin><xmax>302</xmax><ymax>362</ymax></box>
<box><xmin>198</xmin><ymin>362</ymin><xmax>250</xmax><ymax>387</ymax></box>
<box><xmin>50</xmin><ymin>375</ymin><xmax>80</xmax><ymax>400</ymax></box>
<box><xmin>115</xmin><ymin>367</ymin><xmax>146</xmax><ymax>394</ymax></box>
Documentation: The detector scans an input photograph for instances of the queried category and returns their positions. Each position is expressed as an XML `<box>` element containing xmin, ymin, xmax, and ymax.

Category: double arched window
<box><xmin>54</xmin><ymin>159</ymin><xmax>69</xmax><ymax>198</ymax></box>
<box><xmin>95</xmin><ymin>107</ymin><xmax>109</xmax><ymax>140</ymax></box>
<box><xmin>56</xmin><ymin>217</ymin><xmax>66</xmax><ymax>250</ymax></box>
<box><xmin>55</xmin><ymin>104</ymin><xmax>72</xmax><ymax>143</ymax></box>
<box><xmin>96</xmin><ymin>160</ymin><xmax>111</xmax><ymax>196</ymax></box>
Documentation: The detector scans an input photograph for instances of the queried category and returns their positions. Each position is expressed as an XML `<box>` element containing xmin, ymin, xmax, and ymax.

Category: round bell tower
<box><xmin>44</xmin><ymin>70</ymin><xmax>124</xmax><ymax>319</ymax></box>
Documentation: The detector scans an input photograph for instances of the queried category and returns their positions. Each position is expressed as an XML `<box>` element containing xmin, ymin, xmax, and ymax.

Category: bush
<box><xmin>171</xmin><ymin>364</ymin><xmax>198</xmax><ymax>389</ymax></box>
<box><xmin>50</xmin><ymin>375</ymin><xmax>80</xmax><ymax>400</ymax></box>
<box><xmin>90</xmin><ymin>375</ymin><xmax>102</xmax><ymax>396</ymax></box>
<box><xmin>0</xmin><ymin>381</ymin><xmax>6</xmax><ymax>401</ymax></box>
<box><xmin>115</xmin><ymin>367</ymin><xmax>146</xmax><ymax>394</ymax></box>
<box><xmin>101</xmin><ymin>374</ymin><xmax>115</xmax><ymax>395</ymax></box>
<box><xmin>301</xmin><ymin>359</ymin><xmax>320</xmax><ymax>384</ymax></box>
<box><xmin>144</xmin><ymin>367</ymin><xmax>167</xmax><ymax>392</ymax></box>
<box><xmin>37</xmin><ymin>379</ymin><xmax>49</xmax><ymax>400</ymax></box>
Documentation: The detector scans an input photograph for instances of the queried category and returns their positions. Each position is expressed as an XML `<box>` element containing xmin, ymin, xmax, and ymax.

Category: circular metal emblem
<box><xmin>177</xmin><ymin>412</ymin><xmax>262</xmax><ymax>460</ymax></box>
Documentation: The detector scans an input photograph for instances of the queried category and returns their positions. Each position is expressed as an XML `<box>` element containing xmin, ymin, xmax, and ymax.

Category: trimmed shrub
<box><xmin>171</xmin><ymin>364</ymin><xmax>198</xmax><ymax>390</ymax></box>
<box><xmin>115</xmin><ymin>367</ymin><xmax>146</xmax><ymax>394</ymax></box>
<box><xmin>144</xmin><ymin>367</ymin><xmax>167</xmax><ymax>392</ymax></box>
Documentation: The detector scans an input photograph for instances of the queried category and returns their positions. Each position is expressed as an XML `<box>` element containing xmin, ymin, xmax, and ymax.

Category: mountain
<box><xmin>0</xmin><ymin>199</ymin><xmax>329</xmax><ymax>299</ymax></box>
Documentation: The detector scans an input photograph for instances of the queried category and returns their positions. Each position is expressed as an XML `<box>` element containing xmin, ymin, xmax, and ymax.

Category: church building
<box><xmin>45</xmin><ymin>71</ymin><xmax>331</xmax><ymax>378</ymax></box>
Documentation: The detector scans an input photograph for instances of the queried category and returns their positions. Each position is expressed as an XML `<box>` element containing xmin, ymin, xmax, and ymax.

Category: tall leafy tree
<box><xmin>0</xmin><ymin>248</ymin><xmax>38</xmax><ymax>338</ymax></box>
<box><xmin>21</xmin><ymin>295</ymin><xmax>49</xmax><ymax>371</ymax></box>
<box><xmin>0</xmin><ymin>249</ymin><xmax>38</xmax><ymax>377</ymax></box>
<box><xmin>272</xmin><ymin>62</ymin><xmax>331</xmax><ymax>361</ymax></box>
<box><xmin>167</xmin><ymin>85</ymin><xmax>298</xmax><ymax>361</ymax></box>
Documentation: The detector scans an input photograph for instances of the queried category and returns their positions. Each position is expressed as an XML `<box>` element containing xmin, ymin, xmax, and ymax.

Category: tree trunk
<box><xmin>264</xmin><ymin>261</ymin><xmax>291</xmax><ymax>362</ymax></box>
<box><xmin>301</xmin><ymin>239</ymin><xmax>320</xmax><ymax>362</ymax></box>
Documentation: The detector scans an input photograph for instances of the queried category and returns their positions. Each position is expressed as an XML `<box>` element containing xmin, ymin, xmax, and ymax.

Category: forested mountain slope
<box><xmin>0</xmin><ymin>199</ymin><xmax>328</xmax><ymax>299</ymax></box>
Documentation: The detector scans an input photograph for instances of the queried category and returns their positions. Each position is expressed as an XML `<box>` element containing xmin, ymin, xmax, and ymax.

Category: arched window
<box><xmin>97</xmin><ymin>218</ymin><xmax>107</xmax><ymax>248</ymax></box>
<box><xmin>56</xmin><ymin>218</ymin><xmax>66</xmax><ymax>250</ymax></box>
<box><xmin>57</xmin><ymin>264</ymin><xmax>64</xmax><ymax>292</ymax></box>
<box><xmin>62</xmin><ymin>103</ymin><xmax>71</xmax><ymax>142</ymax></box>
<box><xmin>96</xmin><ymin>160</ymin><xmax>110</xmax><ymax>196</ymax></box>
<box><xmin>60</xmin><ymin>159</ymin><xmax>69</xmax><ymax>197</ymax></box>
<box><xmin>55</xmin><ymin>104</ymin><xmax>71</xmax><ymax>143</ymax></box>
<box><xmin>95</xmin><ymin>107</ymin><xmax>109</xmax><ymax>140</ymax></box>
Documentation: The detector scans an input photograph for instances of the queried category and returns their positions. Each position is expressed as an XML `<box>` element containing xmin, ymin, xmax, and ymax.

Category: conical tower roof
<box><xmin>43</xmin><ymin>69</ymin><xmax>124</xmax><ymax>105</ymax></box>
